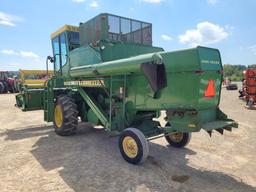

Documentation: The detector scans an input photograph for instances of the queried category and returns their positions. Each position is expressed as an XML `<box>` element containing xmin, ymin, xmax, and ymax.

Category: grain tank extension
<box><xmin>43</xmin><ymin>13</ymin><xmax>237</xmax><ymax>164</ymax></box>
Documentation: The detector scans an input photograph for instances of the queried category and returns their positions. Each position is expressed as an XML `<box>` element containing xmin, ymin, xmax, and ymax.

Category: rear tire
<box><xmin>119</xmin><ymin>128</ymin><xmax>149</xmax><ymax>164</ymax></box>
<box><xmin>165</xmin><ymin>132</ymin><xmax>191</xmax><ymax>148</ymax></box>
<box><xmin>53</xmin><ymin>95</ymin><xmax>78</xmax><ymax>136</ymax></box>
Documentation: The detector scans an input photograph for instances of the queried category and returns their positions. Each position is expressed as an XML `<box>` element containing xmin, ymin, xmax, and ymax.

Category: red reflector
<box><xmin>204</xmin><ymin>80</ymin><xmax>215</xmax><ymax>97</ymax></box>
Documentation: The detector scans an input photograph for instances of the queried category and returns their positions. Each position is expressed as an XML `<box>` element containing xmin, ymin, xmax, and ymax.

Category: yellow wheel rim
<box><xmin>169</xmin><ymin>132</ymin><xmax>183</xmax><ymax>143</ymax></box>
<box><xmin>54</xmin><ymin>104</ymin><xmax>63</xmax><ymax>128</ymax></box>
<box><xmin>122</xmin><ymin>136</ymin><xmax>138</xmax><ymax>158</ymax></box>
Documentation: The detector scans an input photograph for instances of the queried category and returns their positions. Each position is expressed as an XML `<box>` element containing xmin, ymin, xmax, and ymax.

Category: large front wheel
<box><xmin>119</xmin><ymin>128</ymin><xmax>149</xmax><ymax>164</ymax></box>
<box><xmin>0</xmin><ymin>82</ymin><xmax>4</xmax><ymax>94</ymax></box>
<box><xmin>165</xmin><ymin>132</ymin><xmax>191</xmax><ymax>148</ymax></box>
<box><xmin>53</xmin><ymin>95</ymin><xmax>78</xmax><ymax>136</ymax></box>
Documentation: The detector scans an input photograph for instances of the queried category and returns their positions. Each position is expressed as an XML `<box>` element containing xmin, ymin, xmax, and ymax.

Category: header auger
<box><xmin>33</xmin><ymin>13</ymin><xmax>237</xmax><ymax>164</ymax></box>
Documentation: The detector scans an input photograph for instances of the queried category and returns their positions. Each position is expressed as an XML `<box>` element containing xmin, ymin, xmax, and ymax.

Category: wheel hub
<box><xmin>54</xmin><ymin>104</ymin><xmax>63</xmax><ymax>128</ymax></box>
<box><xmin>122</xmin><ymin>136</ymin><xmax>138</xmax><ymax>158</ymax></box>
<box><xmin>168</xmin><ymin>132</ymin><xmax>183</xmax><ymax>143</ymax></box>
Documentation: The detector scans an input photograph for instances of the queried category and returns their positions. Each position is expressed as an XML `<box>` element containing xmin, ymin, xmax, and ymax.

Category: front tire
<box><xmin>119</xmin><ymin>128</ymin><xmax>149</xmax><ymax>164</ymax></box>
<box><xmin>2</xmin><ymin>81</ymin><xmax>8</xmax><ymax>93</ymax></box>
<box><xmin>165</xmin><ymin>132</ymin><xmax>191</xmax><ymax>148</ymax></box>
<box><xmin>53</xmin><ymin>95</ymin><xmax>78</xmax><ymax>136</ymax></box>
<box><xmin>0</xmin><ymin>82</ymin><xmax>4</xmax><ymax>93</ymax></box>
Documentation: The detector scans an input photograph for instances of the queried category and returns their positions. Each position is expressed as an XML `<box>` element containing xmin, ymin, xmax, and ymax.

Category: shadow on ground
<box><xmin>2</xmin><ymin>125</ymin><xmax>52</xmax><ymax>139</ymax></box>
<box><xmin>4</xmin><ymin>124</ymin><xmax>256</xmax><ymax>192</ymax></box>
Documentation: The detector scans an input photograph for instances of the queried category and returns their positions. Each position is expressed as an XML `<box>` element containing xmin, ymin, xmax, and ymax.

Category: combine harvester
<box><xmin>16</xmin><ymin>70</ymin><xmax>53</xmax><ymax>111</ymax></box>
<box><xmin>23</xmin><ymin>13</ymin><xmax>237</xmax><ymax>164</ymax></box>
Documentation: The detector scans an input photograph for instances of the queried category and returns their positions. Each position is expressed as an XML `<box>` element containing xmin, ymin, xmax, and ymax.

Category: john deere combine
<box><xmin>34</xmin><ymin>13</ymin><xmax>236</xmax><ymax>164</ymax></box>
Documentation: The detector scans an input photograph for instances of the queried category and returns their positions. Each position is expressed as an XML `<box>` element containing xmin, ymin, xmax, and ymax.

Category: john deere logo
<box><xmin>201</xmin><ymin>60</ymin><xmax>220</xmax><ymax>65</ymax></box>
<box><xmin>64</xmin><ymin>80</ymin><xmax>104</xmax><ymax>87</ymax></box>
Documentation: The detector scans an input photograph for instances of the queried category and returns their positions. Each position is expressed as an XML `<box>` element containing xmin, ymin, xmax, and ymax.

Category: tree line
<box><xmin>223</xmin><ymin>64</ymin><xmax>256</xmax><ymax>81</ymax></box>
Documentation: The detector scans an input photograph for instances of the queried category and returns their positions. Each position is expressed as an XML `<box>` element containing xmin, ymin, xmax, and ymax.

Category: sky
<box><xmin>0</xmin><ymin>0</ymin><xmax>255</xmax><ymax>70</ymax></box>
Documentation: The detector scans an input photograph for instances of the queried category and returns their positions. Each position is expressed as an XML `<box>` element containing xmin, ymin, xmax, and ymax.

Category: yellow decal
<box><xmin>201</xmin><ymin>60</ymin><xmax>220</xmax><ymax>65</ymax></box>
<box><xmin>188</xmin><ymin>123</ymin><xmax>196</xmax><ymax>128</ymax></box>
<box><xmin>64</xmin><ymin>80</ymin><xmax>104</xmax><ymax>87</ymax></box>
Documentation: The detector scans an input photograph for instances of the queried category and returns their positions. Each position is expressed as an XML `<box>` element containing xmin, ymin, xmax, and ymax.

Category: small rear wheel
<box><xmin>119</xmin><ymin>128</ymin><xmax>149</xmax><ymax>164</ymax></box>
<box><xmin>53</xmin><ymin>95</ymin><xmax>78</xmax><ymax>136</ymax></box>
<box><xmin>165</xmin><ymin>132</ymin><xmax>191</xmax><ymax>148</ymax></box>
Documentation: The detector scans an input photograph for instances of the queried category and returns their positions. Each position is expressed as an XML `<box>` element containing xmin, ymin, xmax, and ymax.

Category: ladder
<box><xmin>43</xmin><ymin>89</ymin><xmax>48</xmax><ymax>121</ymax></box>
<box><xmin>78</xmin><ymin>87</ymin><xmax>109</xmax><ymax>128</ymax></box>
<box><xmin>109</xmin><ymin>75</ymin><xmax>127</xmax><ymax>131</ymax></box>
<box><xmin>43</xmin><ymin>80</ymin><xmax>54</xmax><ymax>122</ymax></box>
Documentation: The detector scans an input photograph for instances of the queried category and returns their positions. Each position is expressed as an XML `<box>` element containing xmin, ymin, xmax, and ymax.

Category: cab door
<box><xmin>52</xmin><ymin>32</ymin><xmax>68</xmax><ymax>76</ymax></box>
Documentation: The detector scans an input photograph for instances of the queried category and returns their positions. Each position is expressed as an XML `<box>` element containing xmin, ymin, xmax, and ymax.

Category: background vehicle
<box><xmin>241</xmin><ymin>69</ymin><xmax>256</xmax><ymax>109</ymax></box>
<box><xmin>15</xmin><ymin>70</ymin><xmax>53</xmax><ymax>111</ymax></box>
<box><xmin>0</xmin><ymin>71</ymin><xmax>19</xmax><ymax>93</ymax></box>
<box><xmin>226</xmin><ymin>83</ymin><xmax>238</xmax><ymax>90</ymax></box>
<box><xmin>24</xmin><ymin>13</ymin><xmax>237</xmax><ymax>164</ymax></box>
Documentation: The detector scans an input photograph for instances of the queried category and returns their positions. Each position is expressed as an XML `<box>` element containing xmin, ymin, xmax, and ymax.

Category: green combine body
<box><xmin>39</xmin><ymin>13</ymin><xmax>237</xmax><ymax>164</ymax></box>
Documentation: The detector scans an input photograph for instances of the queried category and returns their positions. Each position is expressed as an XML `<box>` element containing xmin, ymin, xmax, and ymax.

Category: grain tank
<box><xmin>43</xmin><ymin>13</ymin><xmax>237</xmax><ymax>164</ymax></box>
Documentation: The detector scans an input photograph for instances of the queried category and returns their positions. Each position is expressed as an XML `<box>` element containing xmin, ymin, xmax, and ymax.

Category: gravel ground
<box><xmin>0</xmin><ymin>88</ymin><xmax>255</xmax><ymax>192</ymax></box>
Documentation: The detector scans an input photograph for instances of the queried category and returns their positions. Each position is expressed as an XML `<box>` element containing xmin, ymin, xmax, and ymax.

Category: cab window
<box><xmin>52</xmin><ymin>33</ymin><xmax>68</xmax><ymax>74</ymax></box>
<box><xmin>60</xmin><ymin>33</ymin><xmax>67</xmax><ymax>66</ymax></box>
<box><xmin>68</xmin><ymin>31</ymin><xmax>79</xmax><ymax>51</ymax></box>
<box><xmin>52</xmin><ymin>36</ymin><xmax>60</xmax><ymax>72</ymax></box>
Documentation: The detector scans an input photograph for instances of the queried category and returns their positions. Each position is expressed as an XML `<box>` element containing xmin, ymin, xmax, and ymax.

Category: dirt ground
<box><xmin>0</xmin><ymin>88</ymin><xmax>255</xmax><ymax>192</ymax></box>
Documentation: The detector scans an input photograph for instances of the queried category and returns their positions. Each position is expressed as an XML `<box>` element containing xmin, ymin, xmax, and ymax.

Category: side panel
<box><xmin>197</xmin><ymin>72</ymin><xmax>222</xmax><ymax>109</ymax></box>
<box><xmin>125</xmin><ymin>47</ymin><xmax>223</xmax><ymax>111</ymax></box>
<box><xmin>125</xmin><ymin>48</ymin><xmax>201</xmax><ymax>110</ymax></box>
<box><xmin>102</xmin><ymin>43</ymin><xmax>163</xmax><ymax>62</ymax></box>
<box><xmin>197</xmin><ymin>47</ymin><xmax>222</xmax><ymax>109</ymax></box>
<box><xmin>126</xmin><ymin>72</ymin><xmax>200</xmax><ymax>110</ymax></box>
<box><xmin>69</xmin><ymin>46</ymin><xmax>102</xmax><ymax>69</ymax></box>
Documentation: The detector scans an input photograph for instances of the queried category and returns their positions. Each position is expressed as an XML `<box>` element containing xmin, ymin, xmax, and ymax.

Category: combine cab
<box><xmin>23</xmin><ymin>13</ymin><xmax>237</xmax><ymax>164</ymax></box>
<box><xmin>15</xmin><ymin>70</ymin><xmax>53</xmax><ymax>111</ymax></box>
